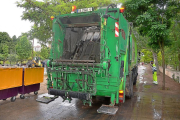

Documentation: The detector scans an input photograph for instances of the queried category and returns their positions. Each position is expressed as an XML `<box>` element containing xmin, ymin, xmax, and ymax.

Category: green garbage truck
<box><xmin>46</xmin><ymin>4</ymin><xmax>138</xmax><ymax>114</ymax></box>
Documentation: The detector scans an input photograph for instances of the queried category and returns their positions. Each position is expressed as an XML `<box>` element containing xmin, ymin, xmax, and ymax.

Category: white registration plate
<box><xmin>77</xmin><ymin>8</ymin><xmax>93</xmax><ymax>13</ymax></box>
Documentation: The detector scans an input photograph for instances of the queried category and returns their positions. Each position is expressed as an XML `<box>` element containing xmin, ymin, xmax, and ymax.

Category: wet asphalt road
<box><xmin>0</xmin><ymin>65</ymin><xmax>180</xmax><ymax>120</ymax></box>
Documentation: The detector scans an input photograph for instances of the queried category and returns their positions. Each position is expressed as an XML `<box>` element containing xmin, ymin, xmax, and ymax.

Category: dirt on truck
<box><xmin>46</xmin><ymin>4</ymin><xmax>138</xmax><ymax>114</ymax></box>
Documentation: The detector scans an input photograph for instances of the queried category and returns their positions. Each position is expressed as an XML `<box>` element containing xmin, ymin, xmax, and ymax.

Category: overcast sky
<box><xmin>0</xmin><ymin>1</ymin><xmax>122</xmax><ymax>46</ymax></box>
<box><xmin>0</xmin><ymin>0</ymin><xmax>39</xmax><ymax>46</ymax></box>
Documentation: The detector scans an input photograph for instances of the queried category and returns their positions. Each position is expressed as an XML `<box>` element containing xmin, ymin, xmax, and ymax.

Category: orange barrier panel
<box><xmin>24</xmin><ymin>67</ymin><xmax>44</xmax><ymax>86</ymax></box>
<box><xmin>0</xmin><ymin>68</ymin><xmax>23</xmax><ymax>90</ymax></box>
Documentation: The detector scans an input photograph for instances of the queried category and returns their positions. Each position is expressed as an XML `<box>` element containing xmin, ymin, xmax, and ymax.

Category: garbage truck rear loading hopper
<box><xmin>46</xmin><ymin>4</ymin><xmax>138</xmax><ymax>114</ymax></box>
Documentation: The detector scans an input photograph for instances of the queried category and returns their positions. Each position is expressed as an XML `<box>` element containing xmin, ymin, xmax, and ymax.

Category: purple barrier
<box><xmin>18</xmin><ymin>83</ymin><xmax>40</xmax><ymax>95</ymax></box>
<box><xmin>18</xmin><ymin>68</ymin><xmax>40</xmax><ymax>99</ymax></box>
<box><xmin>0</xmin><ymin>87</ymin><xmax>18</xmax><ymax>102</ymax></box>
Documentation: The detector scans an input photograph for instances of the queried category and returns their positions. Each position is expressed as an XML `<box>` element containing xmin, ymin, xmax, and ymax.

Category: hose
<box><xmin>105</xmin><ymin>4</ymin><xmax>117</xmax><ymax>14</ymax></box>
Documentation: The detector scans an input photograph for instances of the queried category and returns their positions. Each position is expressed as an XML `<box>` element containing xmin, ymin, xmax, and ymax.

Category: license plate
<box><xmin>77</xmin><ymin>7</ymin><xmax>93</xmax><ymax>13</ymax></box>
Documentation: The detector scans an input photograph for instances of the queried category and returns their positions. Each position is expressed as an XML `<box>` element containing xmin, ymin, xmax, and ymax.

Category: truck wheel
<box><xmin>125</xmin><ymin>71</ymin><xmax>133</xmax><ymax>99</ymax></box>
<box><xmin>20</xmin><ymin>94</ymin><xmax>25</xmax><ymax>99</ymax></box>
<box><xmin>34</xmin><ymin>91</ymin><xmax>38</xmax><ymax>95</ymax></box>
<box><xmin>133</xmin><ymin>67</ymin><xmax>138</xmax><ymax>85</ymax></box>
<box><xmin>133</xmin><ymin>76</ymin><xmax>137</xmax><ymax>85</ymax></box>
<box><xmin>11</xmin><ymin>96</ymin><xmax>16</xmax><ymax>102</ymax></box>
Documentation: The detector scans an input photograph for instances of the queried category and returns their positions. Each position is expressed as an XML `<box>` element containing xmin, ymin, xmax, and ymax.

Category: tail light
<box><xmin>119</xmin><ymin>90</ymin><xmax>124</xmax><ymax>103</ymax></box>
<box><xmin>51</xmin><ymin>16</ymin><xmax>54</xmax><ymax>20</ymax></box>
<box><xmin>72</xmin><ymin>5</ymin><xmax>76</xmax><ymax>13</ymax></box>
<box><xmin>120</xmin><ymin>8</ymin><xmax>124</xmax><ymax>13</ymax></box>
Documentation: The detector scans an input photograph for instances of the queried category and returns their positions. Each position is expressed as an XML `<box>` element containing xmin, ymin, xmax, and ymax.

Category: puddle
<box><xmin>38</xmin><ymin>93</ymin><xmax>55</xmax><ymax>98</ymax></box>
<box><xmin>59</xmin><ymin>102</ymin><xmax>75</xmax><ymax>107</ymax></box>
<box><xmin>138</xmin><ymin>66</ymin><xmax>146</xmax><ymax>84</ymax></box>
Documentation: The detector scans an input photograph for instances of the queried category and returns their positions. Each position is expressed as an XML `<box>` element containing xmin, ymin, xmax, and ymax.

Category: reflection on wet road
<box><xmin>0</xmin><ymin>65</ymin><xmax>180</xmax><ymax>120</ymax></box>
<box><xmin>138</xmin><ymin>65</ymin><xmax>146</xmax><ymax>84</ymax></box>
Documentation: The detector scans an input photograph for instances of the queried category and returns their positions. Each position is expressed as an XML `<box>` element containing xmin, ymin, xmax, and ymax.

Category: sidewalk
<box><xmin>141</xmin><ymin>64</ymin><xmax>180</xmax><ymax>93</ymax></box>
<box><xmin>159</xmin><ymin>66</ymin><xmax>180</xmax><ymax>83</ymax></box>
<box><xmin>131</xmin><ymin>64</ymin><xmax>180</xmax><ymax>119</ymax></box>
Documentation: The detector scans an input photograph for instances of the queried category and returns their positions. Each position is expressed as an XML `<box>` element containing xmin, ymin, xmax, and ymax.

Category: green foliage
<box><xmin>169</xmin><ymin>16</ymin><xmax>180</xmax><ymax>52</ymax></box>
<box><xmin>124</xmin><ymin>0</ymin><xmax>180</xmax><ymax>89</ymax></box>
<box><xmin>0</xmin><ymin>32</ymin><xmax>12</xmax><ymax>54</ymax></box>
<box><xmin>16</xmin><ymin>0</ymin><xmax>124</xmax><ymax>44</ymax></box>
<box><xmin>0</xmin><ymin>32</ymin><xmax>12</xmax><ymax>45</ymax></box>
<box><xmin>33</xmin><ymin>51</ymin><xmax>40</xmax><ymax>58</ymax></box>
<box><xmin>8</xmin><ymin>54</ymin><xmax>18</xmax><ymax>64</ymax></box>
<box><xmin>9</xmin><ymin>35</ymin><xmax>18</xmax><ymax>54</ymax></box>
<box><xmin>164</xmin><ymin>15</ymin><xmax>180</xmax><ymax>70</ymax></box>
<box><xmin>16</xmin><ymin>36</ymin><xmax>32</xmax><ymax>62</ymax></box>
<box><xmin>141</xmin><ymin>49</ymin><xmax>153</xmax><ymax>63</ymax></box>
<box><xmin>0</xmin><ymin>54</ymin><xmax>5</xmax><ymax>62</ymax></box>
<box><xmin>0</xmin><ymin>32</ymin><xmax>18</xmax><ymax>64</ymax></box>
<box><xmin>124</xmin><ymin>0</ymin><xmax>180</xmax><ymax>47</ymax></box>
<box><xmin>132</xmin><ymin>27</ymin><xmax>150</xmax><ymax>51</ymax></box>
<box><xmin>1</xmin><ymin>45</ymin><xmax>9</xmax><ymax>63</ymax></box>
<box><xmin>40</xmin><ymin>46</ymin><xmax>50</xmax><ymax>60</ymax></box>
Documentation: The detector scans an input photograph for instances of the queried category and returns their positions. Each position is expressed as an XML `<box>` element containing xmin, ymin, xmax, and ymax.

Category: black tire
<box><xmin>133</xmin><ymin>67</ymin><xmax>138</xmax><ymax>85</ymax></box>
<box><xmin>34</xmin><ymin>91</ymin><xmax>38</xmax><ymax>95</ymax></box>
<box><xmin>133</xmin><ymin>76</ymin><xmax>137</xmax><ymax>85</ymax></box>
<box><xmin>11</xmin><ymin>96</ymin><xmax>16</xmax><ymax>102</ymax></box>
<box><xmin>3</xmin><ymin>99</ymin><xmax>7</xmax><ymax>100</ymax></box>
<box><xmin>125</xmin><ymin>71</ymin><xmax>133</xmax><ymax>99</ymax></box>
<box><xmin>20</xmin><ymin>94</ymin><xmax>25</xmax><ymax>99</ymax></box>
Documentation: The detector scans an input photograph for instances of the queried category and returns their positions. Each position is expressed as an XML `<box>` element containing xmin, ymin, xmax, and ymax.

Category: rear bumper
<box><xmin>48</xmin><ymin>88</ymin><xmax>91</xmax><ymax>100</ymax></box>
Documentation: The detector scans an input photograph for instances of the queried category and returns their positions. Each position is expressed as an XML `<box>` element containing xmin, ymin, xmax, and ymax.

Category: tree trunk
<box><xmin>161</xmin><ymin>43</ymin><xmax>165</xmax><ymax>90</ymax></box>
<box><xmin>152</xmin><ymin>51</ymin><xmax>159</xmax><ymax>73</ymax></box>
<box><xmin>32</xmin><ymin>39</ymin><xmax>34</xmax><ymax>60</ymax></box>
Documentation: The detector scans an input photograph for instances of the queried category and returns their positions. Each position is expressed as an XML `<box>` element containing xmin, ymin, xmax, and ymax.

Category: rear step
<box><xmin>97</xmin><ymin>104</ymin><xmax>118</xmax><ymax>115</ymax></box>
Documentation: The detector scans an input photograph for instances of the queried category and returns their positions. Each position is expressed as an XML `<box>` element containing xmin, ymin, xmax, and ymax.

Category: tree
<box><xmin>0</xmin><ymin>32</ymin><xmax>11</xmax><ymax>45</ymax></box>
<box><xmin>169</xmin><ymin>15</ymin><xmax>180</xmax><ymax>71</ymax></box>
<box><xmin>40</xmin><ymin>46</ymin><xmax>50</xmax><ymax>60</ymax></box>
<box><xmin>0</xmin><ymin>32</ymin><xmax>12</xmax><ymax>54</ymax></box>
<box><xmin>141</xmin><ymin>49</ymin><xmax>153</xmax><ymax>63</ymax></box>
<box><xmin>8</xmin><ymin>35</ymin><xmax>18</xmax><ymax>54</ymax></box>
<box><xmin>0</xmin><ymin>54</ymin><xmax>5</xmax><ymax>64</ymax></box>
<box><xmin>1</xmin><ymin>45</ymin><xmax>9</xmax><ymax>64</ymax></box>
<box><xmin>16</xmin><ymin>0</ymin><xmax>125</xmax><ymax>44</ymax></box>
<box><xmin>16</xmin><ymin>36</ymin><xmax>32</xmax><ymax>63</ymax></box>
<box><xmin>132</xmin><ymin>28</ymin><xmax>160</xmax><ymax>73</ymax></box>
<box><xmin>8</xmin><ymin>54</ymin><xmax>18</xmax><ymax>65</ymax></box>
<box><xmin>124</xmin><ymin>0</ymin><xmax>180</xmax><ymax>90</ymax></box>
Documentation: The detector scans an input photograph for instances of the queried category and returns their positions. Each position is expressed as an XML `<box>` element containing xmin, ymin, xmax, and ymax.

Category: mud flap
<box><xmin>97</xmin><ymin>105</ymin><xmax>118</xmax><ymax>115</ymax></box>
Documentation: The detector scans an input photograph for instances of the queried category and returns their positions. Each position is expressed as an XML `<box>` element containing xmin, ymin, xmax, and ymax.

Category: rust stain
<box><xmin>58</xmin><ymin>39</ymin><xmax>62</xmax><ymax>43</ymax></box>
<box><xmin>121</xmin><ymin>29</ymin><xmax>126</xmax><ymax>40</ymax></box>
